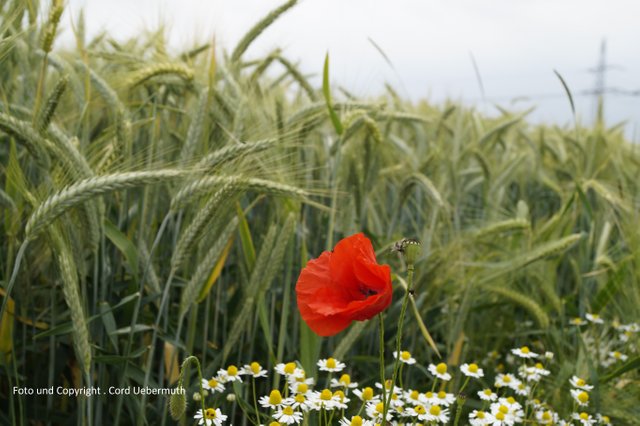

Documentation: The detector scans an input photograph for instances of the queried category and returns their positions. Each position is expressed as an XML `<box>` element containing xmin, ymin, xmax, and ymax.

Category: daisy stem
<box><xmin>252</xmin><ymin>377</ymin><xmax>260</xmax><ymax>425</ymax></box>
<box><xmin>383</xmin><ymin>261</ymin><xmax>414</xmax><ymax>423</ymax></box>
<box><xmin>459</xmin><ymin>376</ymin><xmax>470</xmax><ymax>394</ymax></box>
<box><xmin>378</xmin><ymin>313</ymin><xmax>387</xmax><ymax>415</ymax></box>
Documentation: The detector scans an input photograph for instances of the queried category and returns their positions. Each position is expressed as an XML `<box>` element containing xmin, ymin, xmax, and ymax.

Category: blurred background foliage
<box><xmin>0</xmin><ymin>0</ymin><xmax>638</xmax><ymax>424</ymax></box>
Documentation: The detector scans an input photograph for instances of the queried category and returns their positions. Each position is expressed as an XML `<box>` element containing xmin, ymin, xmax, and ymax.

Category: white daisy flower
<box><xmin>585</xmin><ymin>313</ymin><xmax>604</xmax><ymax>324</ymax></box>
<box><xmin>353</xmin><ymin>386</ymin><xmax>379</xmax><ymax>403</ymax></box>
<box><xmin>490</xmin><ymin>401</ymin><xmax>524</xmax><ymax>425</ymax></box>
<box><xmin>308</xmin><ymin>388</ymin><xmax>342</xmax><ymax>410</ymax></box>
<box><xmin>608</xmin><ymin>351</ymin><xmax>628</xmax><ymax>362</ymax></box>
<box><xmin>497</xmin><ymin>396</ymin><xmax>523</xmax><ymax>411</ymax></box>
<box><xmin>275</xmin><ymin>362</ymin><xmax>305</xmax><ymax>379</ymax></box>
<box><xmin>428</xmin><ymin>362</ymin><xmax>452</xmax><ymax>381</ymax></box>
<box><xmin>332</xmin><ymin>389</ymin><xmax>350</xmax><ymax>409</ymax></box>
<box><xmin>338</xmin><ymin>415</ymin><xmax>375</xmax><ymax>426</ymax></box>
<box><xmin>569</xmin><ymin>376</ymin><xmax>594</xmax><ymax>391</ymax></box>
<box><xmin>330</xmin><ymin>373</ymin><xmax>358</xmax><ymax>389</ymax></box>
<box><xmin>478</xmin><ymin>388</ymin><xmax>498</xmax><ymax>402</ymax></box>
<box><xmin>273</xmin><ymin>405</ymin><xmax>303</xmax><ymax>425</ymax></box>
<box><xmin>434</xmin><ymin>390</ymin><xmax>456</xmax><ymax>407</ymax></box>
<box><xmin>291</xmin><ymin>392</ymin><xmax>313</xmax><ymax>412</ymax></box>
<box><xmin>494</xmin><ymin>373</ymin><xmax>521</xmax><ymax>390</ymax></box>
<box><xmin>511</xmin><ymin>346</ymin><xmax>538</xmax><ymax>359</ymax></box>
<box><xmin>535</xmin><ymin>409</ymin><xmax>558</xmax><ymax>425</ymax></box>
<box><xmin>596</xmin><ymin>413</ymin><xmax>613</xmax><ymax>424</ymax></box>
<box><xmin>519</xmin><ymin>362</ymin><xmax>550</xmax><ymax>382</ymax></box>
<box><xmin>216</xmin><ymin>365</ymin><xmax>242</xmax><ymax>383</ymax></box>
<box><xmin>460</xmin><ymin>362</ymin><xmax>484</xmax><ymax>378</ymax></box>
<box><xmin>259</xmin><ymin>390</ymin><xmax>293</xmax><ymax>409</ymax></box>
<box><xmin>201</xmin><ymin>377</ymin><xmax>225</xmax><ymax>393</ymax></box>
<box><xmin>570</xmin><ymin>389</ymin><xmax>590</xmax><ymax>406</ymax></box>
<box><xmin>469</xmin><ymin>409</ymin><xmax>490</xmax><ymax>426</ymax></box>
<box><xmin>572</xmin><ymin>412</ymin><xmax>597</xmax><ymax>425</ymax></box>
<box><xmin>194</xmin><ymin>408</ymin><xmax>227</xmax><ymax>426</ymax></box>
<box><xmin>405</xmin><ymin>403</ymin><xmax>429</xmax><ymax>420</ymax></box>
<box><xmin>393</xmin><ymin>350</ymin><xmax>417</xmax><ymax>365</ymax></box>
<box><xmin>404</xmin><ymin>389</ymin><xmax>422</xmax><ymax>404</ymax></box>
<box><xmin>240</xmin><ymin>361</ymin><xmax>268</xmax><ymax>378</ymax></box>
<box><xmin>317</xmin><ymin>357</ymin><xmax>346</xmax><ymax>372</ymax></box>
<box><xmin>514</xmin><ymin>382</ymin><xmax>530</xmax><ymax>396</ymax></box>
<box><xmin>424</xmin><ymin>404</ymin><xmax>450</xmax><ymax>424</ymax></box>
<box><xmin>570</xmin><ymin>317</ymin><xmax>587</xmax><ymax>326</ymax></box>
<box><xmin>620</xmin><ymin>330</ymin><xmax>634</xmax><ymax>343</ymax></box>
<box><xmin>375</xmin><ymin>380</ymin><xmax>403</xmax><ymax>395</ymax></box>
<box><xmin>365</xmin><ymin>401</ymin><xmax>394</xmax><ymax>423</ymax></box>
<box><xmin>289</xmin><ymin>381</ymin><xmax>312</xmax><ymax>396</ymax></box>
<box><xmin>287</xmin><ymin>372</ymin><xmax>315</xmax><ymax>386</ymax></box>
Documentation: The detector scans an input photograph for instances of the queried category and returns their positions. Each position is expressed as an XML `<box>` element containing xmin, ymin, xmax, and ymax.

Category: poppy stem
<box><xmin>378</xmin><ymin>313</ymin><xmax>386</xmax><ymax>416</ymax></box>
<box><xmin>382</xmin><ymin>262</ymin><xmax>414</xmax><ymax>423</ymax></box>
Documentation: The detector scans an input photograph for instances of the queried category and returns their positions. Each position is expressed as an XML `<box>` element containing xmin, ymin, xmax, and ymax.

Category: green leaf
<box><xmin>601</xmin><ymin>356</ymin><xmax>640</xmax><ymax>383</ymax></box>
<box><xmin>105</xmin><ymin>220</ymin><xmax>139</xmax><ymax>279</ymax></box>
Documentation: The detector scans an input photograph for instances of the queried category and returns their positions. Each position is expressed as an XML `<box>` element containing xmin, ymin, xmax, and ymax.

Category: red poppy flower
<box><xmin>295</xmin><ymin>233</ymin><xmax>393</xmax><ymax>336</ymax></box>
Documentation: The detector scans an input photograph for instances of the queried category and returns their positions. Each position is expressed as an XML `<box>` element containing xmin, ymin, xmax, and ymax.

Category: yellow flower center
<box><xmin>334</xmin><ymin>390</ymin><xmax>345</xmax><ymax>401</ymax></box>
<box><xmin>483</xmin><ymin>389</ymin><xmax>493</xmax><ymax>396</ymax></box>
<box><xmin>297</xmin><ymin>383</ymin><xmax>308</xmax><ymax>394</ymax></box>
<box><xmin>613</xmin><ymin>351</ymin><xmax>622</xmax><ymax>359</ymax></box>
<box><xmin>520</xmin><ymin>346</ymin><xmax>530</xmax><ymax>354</ymax></box>
<box><xmin>339</xmin><ymin>374</ymin><xmax>351</xmax><ymax>385</ymax></box>
<box><xmin>437</xmin><ymin>391</ymin><xmax>447</xmax><ymax>399</ymax></box>
<box><xmin>415</xmin><ymin>405</ymin><xmax>426</xmax><ymax>414</ymax></box>
<box><xmin>350</xmin><ymin>416</ymin><xmax>363</xmax><ymax>426</ymax></box>
<box><xmin>326</xmin><ymin>357</ymin><xmax>337</xmax><ymax>369</ymax></box>
<box><xmin>204</xmin><ymin>408</ymin><xmax>217</xmax><ymax>419</ymax></box>
<box><xmin>375</xmin><ymin>402</ymin><xmax>385</xmax><ymax>413</ymax></box>
<box><xmin>207</xmin><ymin>378</ymin><xmax>218</xmax><ymax>388</ymax></box>
<box><xmin>602</xmin><ymin>416</ymin><xmax>610</xmax><ymax>423</ymax></box>
<box><xmin>535</xmin><ymin>363</ymin><xmax>543</xmax><ymax>369</ymax></box>
<box><xmin>507</xmin><ymin>397</ymin><xmax>516</xmax><ymax>404</ymax></box>
<box><xmin>542</xmin><ymin>411</ymin><xmax>551</xmax><ymax>420</ymax></box>
<box><xmin>282</xmin><ymin>406</ymin><xmax>294</xmax><ymax>415</ymax></box>
<box><xmin>580</xmin><ymin>413</ymin><xmax>589</xmax><ymax>420</ymax></box>
<box><xmin>269</xmin><ymin>422</ymin><xmax>281</xmax><ymax>426</ymax></box>
<box><xmin>269</xmin><ymin>390</ymin><xmax>283</xmax><ymax>405</ymax></box>
<box><xmin>410</xmin><ymin>390</ymin><xmax>419</xmax><ymax>400</ymax></box>
<box><xmin>295</xmin><ymin>394</ymin><xmax>305</xmax><ymax>403</ymax></box>
<box><xmin>401</xmin><ymin>351</ymin><xmax>411</xmax><ymax>360</ymax></box>
<box><xmin>578</xmin><ymin>392</ymin><xmax>589</xmax><ymax>403</ymax></box>
<box><xmin>424</xmin><ymin>391</ymin><xmax>434</xmax><ymax>398</ymax></box>
<box><xmin>320</xmin><ymin>389</ymin><xmax>332</xmax><ymax>401</ymax></box>
<box><xmin>391</xmin><ymin>393</ymin><xmax>398</xmax><ymax>400</ymax></box>
<box><xmin>385</xmin><ymin>379</ymin><xmax>393</xmax><ymax>389</ymax></box>
<box><xmin>477</xmin><ymin>411</ymin><xmax>485</xmax><ymax>419</ymax></box>
<box><xmin>436</xmin><ymin>363</ymin><xmax>448</xmax><ymax>374</ymax></box>
<box><xmin>362</xmin><ymin>387</ymin><xmax>374</xmax><ymax>400</ymax></box>
<box><xmin>591</xmin><ymin>314</ymin><xmax>600</xmax><ymax>319</ymax></box>
<box><xmin>503</xmin><ymin>375</ymin><xmax>512</xmax><ymax>383</ymax></box>
<box><xmin>496</xmin><ymin>412</ymin><xmax>505</xmax><ymax>421</ymax></box>
<box><xmin>250</xmin><ymin>362</ymin><xmax>261</xmax><ymax>375</ymax></box>
<box><xmin>576</xmin><ymin>378</ymin><xmax>586</xmax><ymax>386</ymax></box>
<box><xmin>284</xmin><ymin>362</ymin><xmax>296</xmax><ymax>375</ymax></box>
<box><xmin>227</xmin><ymin>365</ymin><xmax>238</xmax><ymax>376</ymax></box>
<box><xmin>468</xmin><ymin>363</ymin><xmax>479</xmax><ymax>373</ymax></box>
<box><xmin>499</xmin><ymin>405</ymin><xmax>509</xmax><ymax>414</ymax></box>
<box><xmin>429</xmin><ymin>405</ymin><xmax>441</xmax><ymax>416</ymax></box>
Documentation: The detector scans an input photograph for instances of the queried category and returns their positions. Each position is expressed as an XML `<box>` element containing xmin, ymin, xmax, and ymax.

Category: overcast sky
<box><xmin>61</xmin><ymin>0</ymin><xmax>640</xmax><ymax>139</ymax></box>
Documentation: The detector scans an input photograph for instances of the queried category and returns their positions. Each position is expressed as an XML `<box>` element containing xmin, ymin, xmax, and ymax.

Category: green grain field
<box><xmin>0</xmin><ymin>1</ymin><xmax>638</xmax><ymax>425</ymax></box>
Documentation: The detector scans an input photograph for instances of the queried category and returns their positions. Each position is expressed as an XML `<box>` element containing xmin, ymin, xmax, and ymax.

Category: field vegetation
<box><xmin>0</xmin><ymin>0</ymin><xmax>638</xmax><ymax>424</ymax></box>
